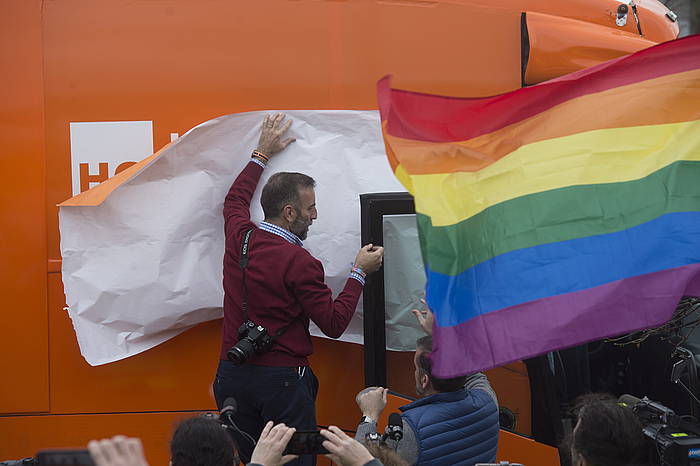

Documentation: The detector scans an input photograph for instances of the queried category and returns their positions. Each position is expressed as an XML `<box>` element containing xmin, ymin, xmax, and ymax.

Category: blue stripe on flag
<box><xmin>426</xmin><ymin>211</ymin><xmax>700</xmax><ymax>327</ymax></box>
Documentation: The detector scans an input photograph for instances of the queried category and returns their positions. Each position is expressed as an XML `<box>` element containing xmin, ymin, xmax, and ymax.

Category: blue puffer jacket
<box><xmin>400</xmin><ymin>388</ymin><xmax>499</xmax><ymax>466</ymax></box>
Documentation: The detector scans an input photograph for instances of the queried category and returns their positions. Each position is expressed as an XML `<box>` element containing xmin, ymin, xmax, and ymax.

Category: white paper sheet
<box><xmin>59</xmin><ymin>110</ymin><xmax>405</xmax><ymax>366</ymax></box>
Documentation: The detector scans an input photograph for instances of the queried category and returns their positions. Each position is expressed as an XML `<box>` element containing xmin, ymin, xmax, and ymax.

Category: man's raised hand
<box><xmin>256</xmin><ymin>113</ymin><xmax>295</xmax><ymax>157</ymax></box>
<box><xmin>411</xmin><ymin>298</ymin><xmax>434</xmax><ymax>336</ymax></box>
<box><xmin>355</xmin><ymin>386</ymin><xmax>388</xmax><ymax>421</ymax></box>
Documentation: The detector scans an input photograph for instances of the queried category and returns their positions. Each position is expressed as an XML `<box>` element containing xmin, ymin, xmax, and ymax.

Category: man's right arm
<box><xmin>223</xmin><ymin>113</ymin><xmax>295</xmax><ymax>230</ymax></box>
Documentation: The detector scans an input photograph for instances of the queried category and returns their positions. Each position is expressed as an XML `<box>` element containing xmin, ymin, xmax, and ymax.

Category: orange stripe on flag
<box><xmin>386</xmin><ymin>68</ymin><xmax>700</xmax><ymax>175</ymax></box>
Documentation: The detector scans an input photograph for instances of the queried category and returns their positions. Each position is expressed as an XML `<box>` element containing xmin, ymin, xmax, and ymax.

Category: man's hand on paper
<box><xmin>354</xmin><ymin>244</ymin><xmax>384</xmax><ymax>274</ymax></box>
<box><xmin>257</xmin><ymin>113</ymin><xmax>296</xmax><ymax>157</ymax></box>
<box><xmin>412</xmin><ymin>298</ymin><xmax>434</xmax><ymax>335</ymax></box>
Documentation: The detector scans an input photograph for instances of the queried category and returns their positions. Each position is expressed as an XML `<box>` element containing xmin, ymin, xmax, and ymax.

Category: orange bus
<box><xmin>0</xmin><ymin>0</ymin><xmax>679</xmax><ymax>464</ymax></box>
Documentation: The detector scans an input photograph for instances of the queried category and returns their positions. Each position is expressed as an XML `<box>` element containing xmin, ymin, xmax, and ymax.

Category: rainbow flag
<box><xmin>378</xmin><ymin>35</ymin><xmax>700</xmax><ymax>378</ymax></box>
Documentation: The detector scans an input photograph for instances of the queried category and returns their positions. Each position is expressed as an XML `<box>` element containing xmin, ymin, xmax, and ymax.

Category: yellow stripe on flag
<box><xmin>407</xmin><ymin>120</ymin><xmax>700</xmax><ymax>226</ymax></box>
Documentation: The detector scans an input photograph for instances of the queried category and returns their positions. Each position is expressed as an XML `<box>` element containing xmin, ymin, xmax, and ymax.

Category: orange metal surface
<box><xmin>309</xmin><ymin>338</ymin><xmax>366</xmax><ymax>432</ymax></box>
<box><xmin>0</xmin><ymin>0</ymin><xmax>49</xmax><ymax>414</ymax></box>
<box><xmin>46</xmin><ymin>274</ymin><xmax>219</xmax><ymax>414</ymax></box>
<box><xmin>0</xmin><ymin>0</ymin><xmax>674</xmax><ymax>462</ymax></box>
<box><xmin>0</xmin><ymin>411</ymin><xmax>199</xmax><ymax>465</ymax></box>
<box><xmin>497</xmin><ymin>429</ymin><xmax>560</xmax><ymax>465</ymax></box>
<box><xmin>524</xmin><ymin>11</ymin><xmax>657</xmax><ymax>84</ymax></box>
<box><xmin>484</xmin><ymin>362</ymin><xmax>532</xmax><ymax>437</ymax></box>
<box><xmin>41</xmin><ymin>0</ymin><xmax>523</xmax><ymax>262</ymax></box>
<box><xmin>454</xmin><ymin>0</ymin><xmax>678</xmax><ymax>43</ymax></box>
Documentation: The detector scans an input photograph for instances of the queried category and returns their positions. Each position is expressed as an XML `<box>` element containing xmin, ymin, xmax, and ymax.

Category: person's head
<box><xmin>170</xmin><ymin>416</ymin><xmax>238</xmax><ymax>466</ymax></box>
<box><xmin>261</xmin><ymin>172</ymin><xmax>317</xmax><ymax>240</ymax></box>
<box><xmin>570</xmin><ymin>398</ymin><xmax>648</xmax><ymax>466</ymax></box>
<box><xmin>363</xmin><ymin>440</ymin><xmax>410</xmax><ymax>466</ymax></box>
<box><xmin>414</xmin><ymin>335</ymin><xmax>468</xmax><ymax>397</ymax></box>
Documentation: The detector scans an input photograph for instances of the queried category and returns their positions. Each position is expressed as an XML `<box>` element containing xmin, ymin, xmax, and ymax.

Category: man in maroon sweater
<box><xmin>213</xmin><ymin>113</ymin><xmax>384</xmax><ymax>465</ymax></box>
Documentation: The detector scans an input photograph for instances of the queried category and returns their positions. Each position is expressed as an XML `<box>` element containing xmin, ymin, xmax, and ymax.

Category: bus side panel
<box><xmin>0</xmin><ymin>0</ymin><xmax>49</xmax><ymax>415</ymax></box>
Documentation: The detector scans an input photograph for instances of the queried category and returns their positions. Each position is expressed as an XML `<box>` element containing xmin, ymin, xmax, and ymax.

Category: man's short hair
<box><xmin>170</xmin><ymin>416</ymin><xmax>238</xmax><ymax>466</ymax></box>
<box><xmin>416</xmin><ymin>335</ymin><xmax>468</xmax><ymax>393</ymax></box>
<box><xmin>572</xmin><ymin>399</ymin><xmax>649</xmax><ymax>466</ymax></box>
<box><xmin>260</xmin><ymin>172</ymin><xmax>315</xmax><ymax>219</ymax></box>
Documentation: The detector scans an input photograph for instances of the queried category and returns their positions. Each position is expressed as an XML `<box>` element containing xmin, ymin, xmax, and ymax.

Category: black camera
<box><xmin>227</xmin><ymin>320</ymin><xmax>273</xmax><ymax>366</ymax></box>
<box><xmin>619</xmin><ymin>394</ymin><xmax>700</xmax><ymax>466</ymax></box>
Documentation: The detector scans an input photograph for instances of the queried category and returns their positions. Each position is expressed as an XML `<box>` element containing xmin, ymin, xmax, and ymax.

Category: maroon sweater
<box><xmin>220</xmin><ymin>161</ymin><xmax>363</xmax><ymax>366</ymax></box>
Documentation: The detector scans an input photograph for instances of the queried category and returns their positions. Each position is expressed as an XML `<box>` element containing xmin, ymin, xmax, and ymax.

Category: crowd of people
<box><xmin>83</xmin><ymin>391</ymin><xmax>651</xmax><ymax>466</ymax></box>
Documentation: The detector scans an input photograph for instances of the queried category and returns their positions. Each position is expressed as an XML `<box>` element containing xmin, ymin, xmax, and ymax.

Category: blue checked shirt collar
<box><xmin>260</xmin><ymin>221</ymin><xmax>303</xmax><ymax>246</ymax></box>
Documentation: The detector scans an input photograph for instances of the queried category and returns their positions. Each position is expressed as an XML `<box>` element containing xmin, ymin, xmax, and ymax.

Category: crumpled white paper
<box><xmin>60</xmin><ymin>110</ymin><xmax>404</xmax><ymax>366</ymax></box>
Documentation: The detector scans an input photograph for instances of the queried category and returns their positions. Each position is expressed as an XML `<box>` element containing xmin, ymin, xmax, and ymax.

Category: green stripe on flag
<box><xmin>418</xmin><ymin>160</ymin><xmax>700</xmax><ymax>276</ymax></box>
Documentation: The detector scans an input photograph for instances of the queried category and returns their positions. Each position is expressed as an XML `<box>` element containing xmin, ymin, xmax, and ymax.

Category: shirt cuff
<box><xmin>349</xmin><ymin>271</ymin><xmax>366</xmax><ymax>286</ymax></box>
<box><xmin>250</xmin><ymin>157</ymin><xmax>267</xmax><ymax>168</ymax></box>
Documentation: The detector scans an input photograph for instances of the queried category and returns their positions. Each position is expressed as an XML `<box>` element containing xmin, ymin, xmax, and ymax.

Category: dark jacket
<box><xmin>400</xmin><ymin>388</ymin><xmax>499</xmax><ymax>465</ymax></box>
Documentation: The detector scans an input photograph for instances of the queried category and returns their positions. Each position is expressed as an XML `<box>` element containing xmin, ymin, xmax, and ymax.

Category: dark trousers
<box><xmin>214</xmin><ymin>360</ymin><xmax>319</xmax><ymax>466</ymax></box>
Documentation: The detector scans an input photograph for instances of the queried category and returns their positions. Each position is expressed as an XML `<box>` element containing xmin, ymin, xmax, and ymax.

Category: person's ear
<box><xmin>421</xmin><ymin>374</ymin><xmax>430</xmax><ymax>390</ymax></box>
<box><xmin>282</xmin><ymin>204</ymin><xmax>296</xmax><ymax>223</ymax></box>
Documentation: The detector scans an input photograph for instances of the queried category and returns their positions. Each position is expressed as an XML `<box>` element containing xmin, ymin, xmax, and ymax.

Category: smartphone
<box><xmin>283</xmin><ymin>430</ymin><xmax>329</xmax><ymax>455</ymax></box>
<box><xmin>35</xmin><ymin>449</ymin><xmax>94</xmax><ymax>466</ymax></box>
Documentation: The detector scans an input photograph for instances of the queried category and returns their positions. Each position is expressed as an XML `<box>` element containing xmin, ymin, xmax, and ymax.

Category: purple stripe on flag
<box><xmin>431</xmin><ymin>263</ymin><xmax>700</xmax><ymax>378</ymax></box>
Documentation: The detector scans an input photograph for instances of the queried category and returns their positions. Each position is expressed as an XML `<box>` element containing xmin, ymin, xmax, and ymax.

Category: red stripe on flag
<box><xmin>378</xmin><ymin>35</ymin><xmax>700</xmax><ymax>143</ymax></box>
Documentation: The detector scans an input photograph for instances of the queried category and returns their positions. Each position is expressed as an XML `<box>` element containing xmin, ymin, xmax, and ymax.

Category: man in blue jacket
<box><xmin>355</xmin><ymin>332</ymin><xmax>499</xmax><ymax>466</ymax></box>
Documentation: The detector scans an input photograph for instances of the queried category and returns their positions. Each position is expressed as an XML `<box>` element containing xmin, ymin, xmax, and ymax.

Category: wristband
<box><xmin>252</xmin><ymin>150</ymin><xmax>269</xmax><ymax>162</ymax></box>
<box><xmin>352</xmin><ymin>266</ymin><xmax>367</xmax><ymax>278</ymax></box>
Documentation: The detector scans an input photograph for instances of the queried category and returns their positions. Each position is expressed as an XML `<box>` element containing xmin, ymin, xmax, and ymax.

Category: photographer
<box><xmin>567</xmin><ymin>398</ymin><xmax>649</xmax><ymax>466</ymax></box>
<box><xmin>214</xmin><ymin>113</ymin><xmax>384</xmax><ymax>466</ymax></box>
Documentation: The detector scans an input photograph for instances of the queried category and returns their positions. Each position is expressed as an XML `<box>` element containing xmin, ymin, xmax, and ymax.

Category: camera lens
<box><xmin>227</xmin><ymin>338</ymin><xmax>255</xmax><ymax>366</ymax></box>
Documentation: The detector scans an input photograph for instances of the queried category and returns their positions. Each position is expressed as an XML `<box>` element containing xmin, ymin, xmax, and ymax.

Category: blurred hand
<box><xmin>250</xmin><ymin>421</ymin><xmax>298</xmax><ymax>466</ymax></box>
<box><xmin>87</xmin><ymin>436</ymin><xmax>149</xmax><ymax>466</ymax></box>
<box><xmin>256</xmin><ymin>113</ymin><xmax>295</xmax><ymax>156</ymax></box>
<box><xmin>321</xmin><ymin>426</ymin><xmax>374</xmax><ymax>466</ymax></box>
<box><xmin>353</xmin><ymin>244</ymin><xmax>384</xmax><ymax>274</ymax></box>
<box><xmin>355</xmin><ymin>386</ymin><xmax>388</xmax><ymax>420</ymax></box>
<box><xmin>411</xmin><ymin>298</ymin><xmax>434</xmax><ymax>335</ymax></box>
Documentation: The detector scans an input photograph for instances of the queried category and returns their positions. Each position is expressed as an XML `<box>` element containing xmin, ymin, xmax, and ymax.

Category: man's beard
<box><xmin>290</xmin><ymin>212</ymin><xmax>310</xmax><ymax>240</ymax></box>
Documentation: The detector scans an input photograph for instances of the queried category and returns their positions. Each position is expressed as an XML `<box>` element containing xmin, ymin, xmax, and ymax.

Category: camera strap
<box><xmin>239</xmin><ymin>229</ymin><xmax>253</xmax><ymax>320</ymax></box>
<box><xmin>239</xmin><ymin>228</ymin><xmax>292</xmax><ymax>340</ymax></box>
